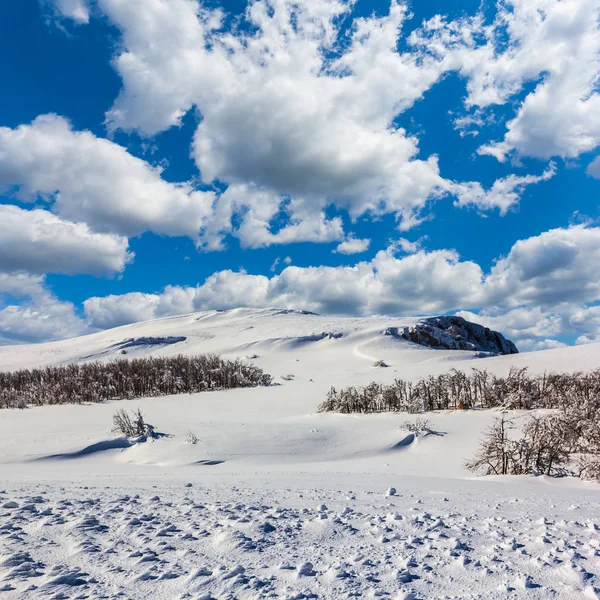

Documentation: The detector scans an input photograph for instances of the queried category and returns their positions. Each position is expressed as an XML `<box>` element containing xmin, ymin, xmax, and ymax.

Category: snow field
<box><xmin>1</xmin><ymin>308</ymin><xmax>600</xmax><ymax>598</ymax></box>
<box><xmin>1</xmin><ymin>481</ymin><xmax>600</xmax><ymax>599</ymax></box>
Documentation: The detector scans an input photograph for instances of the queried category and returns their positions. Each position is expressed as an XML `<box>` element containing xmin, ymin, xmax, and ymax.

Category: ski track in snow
<box><xmin>1</xmin><ymin>483</ymin><xmax>599</xmax><ymax>600</ymax></box>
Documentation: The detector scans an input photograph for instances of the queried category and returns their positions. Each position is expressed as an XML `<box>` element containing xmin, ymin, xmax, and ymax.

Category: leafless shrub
<box><xmin>466</xmin><ymin>413</ymin><xmax>516</xmax><ymax>475</ymax></box>
<box><xmin>112</xmin><ymin>408</ymin><xmax>154</xmax><ymax>438</ymax></box>
<box><xmin>466</xmin><ymin>413</ymin><xmax>572</xmax><ymax>477</ymax></box>
<box><xmin>373</xmin><ymin>360</ymin><xmax>389</xmax><ymax>368</ymax></box>
<box><xmin>0</xmin><ymin>354</ymin><xmax>272</xmax><ymax>408</ymax></box>
<box><xmin>185</xmin><ymin>431</ymin><xmax>199</xmax><ymax>444</ymax></box>
<box><xmin>401</xmin><ymin>418</ymin><xmax>432</xmax><ymax>436</ymax></box>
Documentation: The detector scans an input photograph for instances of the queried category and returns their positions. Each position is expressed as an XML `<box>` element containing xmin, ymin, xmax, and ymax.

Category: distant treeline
<box><xmin>0</xmin><ymin>354</ymin><xmax>272</xmax><ymax>408</ymax></box>
<box><xmin>318</xmin><ymin>367</ymin><xmax>600</xmax><ymax>413</ymax></box>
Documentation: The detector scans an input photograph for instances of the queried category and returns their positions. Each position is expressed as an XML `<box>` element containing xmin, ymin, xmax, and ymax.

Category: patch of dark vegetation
<box><xmin>0</xmin><ymin>354</ymin><xmax>272</xmax><ymax>408</ymax></box>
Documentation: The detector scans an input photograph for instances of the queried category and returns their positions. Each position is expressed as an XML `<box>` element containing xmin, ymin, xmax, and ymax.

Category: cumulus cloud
<box><xmin>0</xmin><ymin>273</ymin><xmax>84</xmax><ymax>343</ymax></box>
<box><xmin>0</xmin><ymin>205</ymin><xmax>132</xmax><ymax>276</ymax></box>
<box><xmin>484</xmin><ymin>225</ymin><xmax>600</xmax><ymax>308</ymax></box>
<box><xmin>0</xmin><ymin>116</ymin><xmax>347</xmax><ymax>250</ymax></box>
<box><xmin>0</xmin><ymin>115</ymin><xmax>216</xmax><ymax>239</ymax></box>
<box><xmin>42</xmin><ymin>0</ymin><xmax>568</xmax><ymax>239</ymax></box>
<box><xmin>334</xmin><ymin>236</ymin><xmax>371</xmax><ymax>255</ymax></box>
<box><xmin>65</xmin><ymin>0</ymin><xmax>462</xmax><ymax>231</ymax></box>
<box><xmin>84</xmin><ymin>245</ymin><xmax>484</xmax><ymax>327</ymax></box>
<box><xmin>416</xmin><ymin>0</ymin><xmax>600</xmax><ymax>161</ymax></box>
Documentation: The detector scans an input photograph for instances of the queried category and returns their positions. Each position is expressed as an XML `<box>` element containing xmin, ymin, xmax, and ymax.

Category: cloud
<box><xmin>334</xmin><ymin>236</ymin><xmax>371</xmax><ymax>255</ymax></box>
<box><xmin>0</xmin><ymin>114</ymin><xmax>216</xmax><ymax>239</ymax></box>
<box><xmin>0</xmin><ymin>205</ymin><xmax>132</xmax><ymax>276</ymax></box>
<box><xmin>417</xmin><ymin>0</ymin><xmax>600</xmax><ymax>161</ymax></box>
<box><xmin>449</xmin><ymin>163</ymin><xmax>556</xmax><ymax>214</ymax></box>
<box><xmin>587</xmin><ymin>156</ymin><xmax>600</xmax><ymax>179</ymax></box>
<box><xmin>45</xmin><ymin>0</ymin><xmax>90</xmax><ymax>24</ymax></box>
<box><xmin>0</xmin><ymin>273</ymin><xmax>84</xmax><ymax>343</ymax></box>
<box><xmin>457</xmin><ymin>303</ymin><xmax>600</xmax><ymax>351</ymax></box>
<box><xmin>455</xmin><ymin>307</ymin><xmax>564</xmax><ymax>348</ymax></box>
<box><xmin>41</xmin><ymin>0</ymin><xmax>568</xmax><ymax>240</ymax></box>
<box><xmin>82</xmin><ymin>292</ymin><xmax>160</xmax><ymax>330</ymax></box>
<box><xmin>483</xmin><ymin>225</ymin><xmax>600</xmax><ymax>308</ymax></box>
<box><xmin>71</xmin><ymin>0</ymin><xmax>459</xmax><ymax>230</ymax></box>
<box><xmin>84</xmin><ymin>244</ymin><xmax>484</xmax><ymax>327</ymax></box>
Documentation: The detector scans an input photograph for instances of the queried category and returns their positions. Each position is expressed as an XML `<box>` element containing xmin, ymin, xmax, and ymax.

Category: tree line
<box><xmin>317</xmin><ymin>367</ymin><xmax>600</xmax><ymax>413</ymax></box>
<box><xmin>0</xmin><ymin>354</ymin><xmax>272</xmax><ymax>408</ymax></box>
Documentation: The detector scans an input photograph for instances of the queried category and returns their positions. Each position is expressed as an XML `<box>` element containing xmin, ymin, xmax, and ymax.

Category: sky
<box><xmin>0</xmin><ymin>0</ymin><xmax>599</xmax><ymax>350</ymax></box>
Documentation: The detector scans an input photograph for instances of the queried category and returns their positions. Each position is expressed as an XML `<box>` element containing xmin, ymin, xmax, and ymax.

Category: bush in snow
<box><xmin>112</xmin><ymin>408</ymin><xmax>154</xmax><ymax>438</ymax></box>
<box><xmin>185</xmin><ymin>431</ymin><xmax>199</xmax><ymax>444</ymax></box>
<box><xmin>401</xmin><ymin>418</ymin><xmax>432</xmax><ymax>436</ymax></box>
<box><xmin>373</xmin><ymin>360</ymin><xmax>389</xmax><ymax>368</ymax></box>
<box><xmin>0</xmin><ymin>353</ymin><xmax>272</xmax><ymax>408</ymax></box>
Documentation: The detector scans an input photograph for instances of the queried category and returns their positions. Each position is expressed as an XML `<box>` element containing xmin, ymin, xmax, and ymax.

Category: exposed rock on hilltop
<box><xmin>386</xmin><ymin>315</ymin><xmax>518</xmax><ymax>355</ymax></box>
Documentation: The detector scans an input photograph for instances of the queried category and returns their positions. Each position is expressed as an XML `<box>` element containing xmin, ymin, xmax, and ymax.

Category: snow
<box><xmin>0</xmin><ymin>307</ymin><xmax>599</xmax><ymax>598</ymax></box>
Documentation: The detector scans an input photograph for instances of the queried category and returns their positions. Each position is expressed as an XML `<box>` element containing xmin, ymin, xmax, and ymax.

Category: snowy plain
<box><xmin>1</xmin><ymin>308</ymin><xmax>599</xmax><ymax>599</ymax></box>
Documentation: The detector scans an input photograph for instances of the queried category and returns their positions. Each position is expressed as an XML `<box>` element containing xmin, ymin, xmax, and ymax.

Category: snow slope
<box><xmin>1</xmin><ymin>308</ymin><xmax>600</xmax><ymax>599</ymax></box>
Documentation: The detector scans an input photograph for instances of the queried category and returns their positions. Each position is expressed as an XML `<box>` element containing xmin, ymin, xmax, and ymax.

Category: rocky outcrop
<box><xmin>385</xmin><ymin>316</ymin><xmax>518</xmax><ymax>355</ymax></box>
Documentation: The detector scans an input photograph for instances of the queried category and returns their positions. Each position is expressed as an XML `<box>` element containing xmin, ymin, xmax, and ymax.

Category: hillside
<box><xmin>1</xmin><ymin>309</ymin><xmax>599</xmax><ymax>599</ymax></box>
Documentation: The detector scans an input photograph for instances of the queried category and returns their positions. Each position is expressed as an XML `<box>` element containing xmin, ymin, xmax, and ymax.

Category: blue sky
<box><xmin>0</xmin><ymin>0</ymin><xmax>599</xmax><ymax>349</ymax></box>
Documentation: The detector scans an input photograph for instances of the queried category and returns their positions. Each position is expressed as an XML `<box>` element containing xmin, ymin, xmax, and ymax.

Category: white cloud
<box><xmin>0</xmin><ymin>273</ymin><xmax>84</xmax><ymax>343</ymax></box>
<box><xmin>449</xmin><ymin>163</ymin><xmax>556</xmax><ymax>214</ymax></box>
<box><xmin>455</xmin><ymin>307</ymin><xmax>564</xmax><ymax>348</ymax></box>
<box><xmin>82</xmin><ymin>292</ymin><xmax>160</xmax><ymax>330</ymax></box>
<box><xmin>334</xmin><ymin>236</ymin><xmax>371</xmax><ymax>255</ymax></box>
<box><xmin>84</xmin><ymin>245</ymin><xmax>484</xmax><ymax>327</ymax></box>
<box><xmin>417</xmin><ymin>0</ymin><xmax>600</xmax><ymax>161</ymax></box>
<box><xmin>71</xmin><ymin>0</ymin><xmax>459</xmax><ymax>230</ymax></box>
<box><xmin>0</xmin><ymin>205</ymin><xmax>132</xmax><ymax>276</ymax></box>
<box><xmin>483</xmin><ymin>225</ymin><xmax>600</xmax><ymax>308</ymax></box>
<box><xmin>41</xmin><ymin>0</ymin><xmax>571</xmax><ymax>239</ymax></box>
<box><xmin>587</xmin><ymin>156</ymin><xmax>600</xmax><ymax>179</ymax></box>
<box><xmin>46</xmin><ymin>0</ymin><xmax>90</xmax><ymax>24</ymax></box>
<box><xmin>529</xmin><ymin>339</ymin><xmax>568</xmax><ymax>351</ymax></box>
<box><xmin>0</xmin><ymin>115</ymin><xmax>216</xmax><ymax>239</ymax></box>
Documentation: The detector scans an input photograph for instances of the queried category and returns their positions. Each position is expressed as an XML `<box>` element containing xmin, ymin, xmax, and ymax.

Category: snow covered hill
<box><xmin>1</xmin><ymin>308</ymin><xmax>600</xmax><ymax>599</ymax></box>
